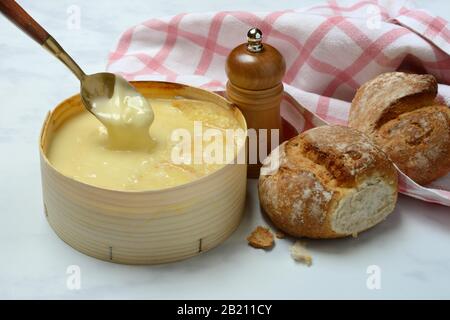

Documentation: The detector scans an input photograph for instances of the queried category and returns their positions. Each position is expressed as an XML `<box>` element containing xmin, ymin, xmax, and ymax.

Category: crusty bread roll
<box><xmin>258</xmin><ymin>125</ymin><xmax>398</xmax><ymax>239</ymax></box>
<box><xmin>349</xmin><ymin>72</ymin><xmax>450</xmax><ymax>184</ymax></box>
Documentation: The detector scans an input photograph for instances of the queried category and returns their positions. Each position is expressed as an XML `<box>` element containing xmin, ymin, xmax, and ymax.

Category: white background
<box><xmin>0</xmin><ymin>0</ymin><xmax>449</xmax><ymax>299</ymax></box>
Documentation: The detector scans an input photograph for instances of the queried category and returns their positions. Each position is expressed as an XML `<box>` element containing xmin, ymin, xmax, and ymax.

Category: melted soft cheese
<box><xmin>48</xmin><ymin>98</ymin><xmax>243</xmax><ymax>191</ymax></box>
<box><xmin>91</xmin><ymin>76</ymin><xmax>154</xmax><ymax>150</ymax></box>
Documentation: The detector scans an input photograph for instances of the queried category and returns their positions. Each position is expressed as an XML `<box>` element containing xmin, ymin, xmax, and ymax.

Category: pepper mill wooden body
<box><xmin>226</xmin><ymin>28</ymin><xmax>286</xmax><ymax>178</ymax></box>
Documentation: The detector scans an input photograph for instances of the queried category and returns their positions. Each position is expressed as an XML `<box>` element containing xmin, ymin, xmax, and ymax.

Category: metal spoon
<box><xmin>0</xmin><ymin>0</ymin><xmax>116</xmax><ymax>115</ymax></box>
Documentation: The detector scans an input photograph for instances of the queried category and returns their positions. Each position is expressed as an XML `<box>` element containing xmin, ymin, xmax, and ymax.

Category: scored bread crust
<box><xmin>374</xmin><ymin>105</ymin><xmax>450</xmax><ymax>184</ymax></box>
<box><xmin>349</xmin><ymin>72</ymin><xmax>450</xmax><ymax>184</ymax></box>
<box><xmin>349</xmin><ymin>72</ymin><xmax>438</xmax><ymax>134</ymax></box>
<box><xmin>258</xmin><ymin>125</ymin><xmax>398</xmax><ymax>239</ymax></box>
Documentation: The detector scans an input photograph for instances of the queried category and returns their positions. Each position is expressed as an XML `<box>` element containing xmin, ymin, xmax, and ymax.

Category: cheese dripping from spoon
<box><xmin>90</xmin><ymin>76</ymin><xmax>154</xmax><ymax>150</ymax></box>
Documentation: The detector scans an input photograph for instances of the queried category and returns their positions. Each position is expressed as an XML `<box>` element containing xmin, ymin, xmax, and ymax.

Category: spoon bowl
<box><xmin>80</xmin><ymin>72</ymin><xmax>116</xmax><ymax>113</ymax></box>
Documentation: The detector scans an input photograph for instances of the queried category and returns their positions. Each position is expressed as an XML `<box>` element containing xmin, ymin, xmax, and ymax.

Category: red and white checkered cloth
<box><xmin>106</xmin><ymin>0</ymin><xmax>450</xmax><ymax>206</ymax></box>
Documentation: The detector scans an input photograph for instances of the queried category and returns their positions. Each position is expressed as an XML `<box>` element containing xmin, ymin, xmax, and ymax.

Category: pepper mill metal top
<box><xmin>247</xmin><ymin>27</ymin><xmax>263</xmax><ymax>52</ymax></box>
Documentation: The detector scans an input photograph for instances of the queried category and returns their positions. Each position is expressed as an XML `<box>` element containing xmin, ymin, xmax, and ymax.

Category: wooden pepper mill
<box><xmin>226</xmin><ymin>27</ymin><xmax>286</xmax><ymax>178</ymax></box>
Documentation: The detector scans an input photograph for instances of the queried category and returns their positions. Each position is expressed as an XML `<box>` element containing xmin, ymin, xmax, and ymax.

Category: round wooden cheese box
<box><xmin>39</xmin><ymin>81</ymin><xmax>248</xmax><ymax>265</ymax></box>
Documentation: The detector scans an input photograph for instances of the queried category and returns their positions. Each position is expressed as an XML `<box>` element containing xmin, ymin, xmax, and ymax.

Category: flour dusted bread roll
<box><xmin>349</xmin><ymin>72</ymin><xmax>450</xmax><ymax>184</ymax></box>
<box><xmin>258</xmin><ymin>125</ymin><xmax>398</xmax><ymax>239</ymax></box>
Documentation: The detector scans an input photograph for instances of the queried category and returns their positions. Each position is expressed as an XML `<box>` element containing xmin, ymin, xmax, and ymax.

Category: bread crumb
<box><xmin>290</xmin><ymin>241</ymin><xmax>312</xmax><ymax>266</ymax></box>
<box><xmin>247</xmin><ymin>226</ymin><xmax>274</xmax><ymax>249</ymax></box>
<box><xmin>275</xmin><ymin>231</ymin><xmax>286</xmax><ymax>239</ymax></box>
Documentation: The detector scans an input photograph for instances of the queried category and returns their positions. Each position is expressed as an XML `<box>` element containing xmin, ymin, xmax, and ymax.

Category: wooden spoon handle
<box><xmin>0</xmin><ymin>0</ymin><xmax>49</xmax><ymax>44</ymax></box>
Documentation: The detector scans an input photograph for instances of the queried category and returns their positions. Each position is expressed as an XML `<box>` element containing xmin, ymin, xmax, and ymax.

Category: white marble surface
<box><xmin>0</xmin><ymin>0</ymin><xmax>449</xmax><ymax>299</ymax></box>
